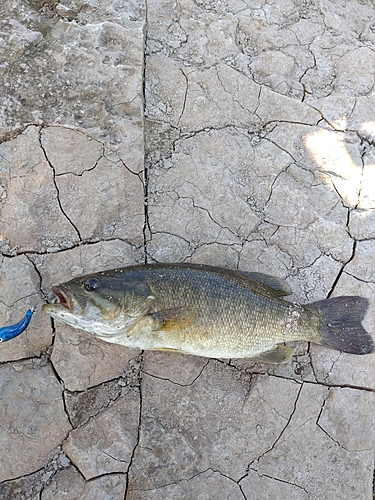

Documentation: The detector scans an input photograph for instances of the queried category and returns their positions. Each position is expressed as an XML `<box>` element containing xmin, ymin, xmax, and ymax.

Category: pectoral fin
<box><xmin>149</xmin><ymin>308</ymin><xmax>196</xmax><ymax>331</ymax></box>
<box><xmin>250</xmin><ymin>344</ymin><xmax>293</xmax><ymax>364</ymax></box>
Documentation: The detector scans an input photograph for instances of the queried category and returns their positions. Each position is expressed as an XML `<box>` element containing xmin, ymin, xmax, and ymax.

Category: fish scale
<box><xmin>153</xmin><ymin>271</ymin><xmax>301</xmax><ymax>350</ymax></box>
<box><xmin>142</xmin><ymin>268</ymin><xmax>299</xmax><ymax>353</ymax></box>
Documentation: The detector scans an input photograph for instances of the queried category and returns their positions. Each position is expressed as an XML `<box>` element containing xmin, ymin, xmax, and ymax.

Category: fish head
<box><xmin>42</xmin><ymin>272</ymin><xmax>155</xmax><ymax>340</ymax></box>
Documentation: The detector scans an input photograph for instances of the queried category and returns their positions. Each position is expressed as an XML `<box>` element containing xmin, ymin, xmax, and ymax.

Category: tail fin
<box><xmin>313</xmin><ymin>296</ymin><xmax>374</xmax><ymax>355</ymax></box>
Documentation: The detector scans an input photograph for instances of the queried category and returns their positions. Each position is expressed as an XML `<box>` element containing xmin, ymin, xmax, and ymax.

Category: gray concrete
<box><xmin>1</xmin><ymin>0</ymin><xmax>375</xmax><ymax>498</ymax></box>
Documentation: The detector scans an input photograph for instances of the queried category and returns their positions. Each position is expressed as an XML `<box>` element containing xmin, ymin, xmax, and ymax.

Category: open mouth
<box><xmin>52</xmin><ymin>286</ymin><xmax>73</xmax><ymax>311</ymax></box>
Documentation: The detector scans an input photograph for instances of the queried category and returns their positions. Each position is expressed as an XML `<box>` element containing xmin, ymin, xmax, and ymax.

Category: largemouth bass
<box><xmin>42</xmin><ymin>263</ymin><xmax>374</xmax><ymax>363</ymax></box>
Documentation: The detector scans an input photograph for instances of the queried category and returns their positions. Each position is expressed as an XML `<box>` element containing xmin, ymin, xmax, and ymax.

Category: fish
<box><xmin>42</xmin><ymin>263</ymin><xmax>374</xmax><ymax>364</ymax></box>
<box><xmin>0</xmin><ymin>307</ymin><xmax>35</xmax><ymax>342</ymax></box>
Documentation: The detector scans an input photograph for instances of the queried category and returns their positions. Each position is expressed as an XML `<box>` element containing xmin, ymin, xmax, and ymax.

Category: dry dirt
<box><xmin>1</xmin><ymin>0</ymin><xmax>375</xmax><ymax>498</ymax></box>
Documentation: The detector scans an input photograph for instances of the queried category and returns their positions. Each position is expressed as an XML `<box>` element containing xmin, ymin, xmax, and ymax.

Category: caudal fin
<box><xmin>313</xmin><ymin>296</ymin><xmax>374</xmax><ymax>355</ymax></box>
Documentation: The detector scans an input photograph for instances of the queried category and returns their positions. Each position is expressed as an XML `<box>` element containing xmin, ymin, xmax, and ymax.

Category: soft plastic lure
<box><xmin>0</xmin><ymin>307</ymin><xmax>35</xmax><ymax>342</ymax></box>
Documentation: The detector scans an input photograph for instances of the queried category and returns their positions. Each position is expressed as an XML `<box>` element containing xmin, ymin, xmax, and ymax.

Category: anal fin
<box><xmin>250</xmin><ymin>344</ymin><xmax>293</xmax><ymax>364</ymax></box>
<box><xmin>153</xmin><ymin>347</ymin><xmax>182</xmax><ymax>353</ymax></box>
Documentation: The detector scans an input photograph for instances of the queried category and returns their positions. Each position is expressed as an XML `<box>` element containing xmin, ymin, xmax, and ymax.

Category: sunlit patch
<box><xmin>361</xmin><ymin>121</ymin><xmax>375</xmax><ymax>140</ymax></box>
<box><xmin>305</xmin><ymin>125</ymin><xmax>363</xmax><ymax>207</ymax></box>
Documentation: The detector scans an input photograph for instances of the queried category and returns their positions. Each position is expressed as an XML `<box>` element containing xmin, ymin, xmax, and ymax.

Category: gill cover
<box><xmin>123</xmin><ymin>281</ymin><xmax>156</xmax><ymax>317</ymax></box>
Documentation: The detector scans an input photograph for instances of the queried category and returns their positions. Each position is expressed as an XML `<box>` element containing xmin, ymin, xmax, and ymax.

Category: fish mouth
<box><xmin>52</xmin><ymin>285</ymin><xmax>76</xmax><ymax>313</ymax></box>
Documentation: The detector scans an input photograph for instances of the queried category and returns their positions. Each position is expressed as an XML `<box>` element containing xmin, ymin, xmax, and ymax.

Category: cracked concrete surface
<box><xmin>1</xmin><ymin>0</ymin><xmax>375</xmax><ymax>498</ymax></box>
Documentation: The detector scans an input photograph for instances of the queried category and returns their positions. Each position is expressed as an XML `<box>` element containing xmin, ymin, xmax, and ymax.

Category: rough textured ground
<box><xmin>1</xmin><ymin>0</ymin><xmax>375</xmax><ymax>498</ymax></box>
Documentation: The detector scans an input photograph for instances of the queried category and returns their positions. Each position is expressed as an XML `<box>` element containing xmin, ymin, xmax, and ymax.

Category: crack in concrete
<box><xmin>77</xmin><ymin>469</ymin><xmax>127</xmax><ymax>482</ymax></box>
<box><xmin>106</xmin><ymin>155</ymin><xmax>142</xmax><ymax>177</ymax></box>
<box><xmin>63</xmin><ymin>390</ymin><xmax>140</xmax><ymax>480</ymax></box>
<box><xmin>64</xmin><ymin>387</ymin><xmax>123</xmax><ymax>429</ymax></box>
<box><xmin>0</xmin><ymin>123</ymin><xmax>43</xmax><ymax>145</ymax></box>
<box><xmin>254</xmin><ymin>382</ymin><xmax>303</xmax><ymax>465</ymax></box>
<box><xmin>354</xmin><ymin>137</ymin><xmax>368</xmax><ymax>210</ymax></box>
<box><xmin>322</xmin><ymin>352</ymin><xmax>341</xmax><ymax>384</ymax></box>
<box><xmin>0</xmin><ymin>292</ymin><xmax>37</xmax><ymax>309</ymax></box>
<box><xmin>317</xmin><ymin>110</ymin><xmax>347</xmax><ymax>132</ymax></box>
<box><xmin>315</xmin><ymin>390</ymin><xmax>372</xmax><ymax>453</ymax></box>
<box><xmin>62</xmin><ymin>355</ymin><xmax>143</xmax><ymax>429</ymax></box>
<box><xmin>128</xmin><ymin>466</ymin><xmax>247</xmax><ymax>496</ymax></box>
<box><xmin>230</xmin><ymin>355</ymin><xmax>375</xmax><ymax>392</ymax></box>
<box><xmin>177</xmin><ymin>68</ymin><xmax>188</xmax><ymax>128</ymax></box>
<box><xmin>54</xmin><ymin>155</ymin><xmax>105</xmax><ymax>177</ymax></box>
<box><xmin>37</xmin><ymin>128</ymin><xmax>82</xmax><ymax>242</ymax></box>
<box><xmin>262</xmin><ymin>135</ymin><xmax>297</xmax><ymax>163</ymax></box>
<box><xmin>142</xmin><ymin>3</ymin><xmax>150</xmax><ymax>266</ymax></box>
<box><xmin>124</xmin><ymin>353</ymin><xmax>144</xmax><ymax>499</ymax></box>
<box><xmin>242</xmin><ymin>468</ymin><xmax>310</xmax><ymax>497</ymax></box>
<box><xmin>1</xmin><ymin>238</ymin><xmax>143</xmax><ymax>261</ymax></box>
<box><xmin>326</xmin><ymin>235</ymin><xmax>356</xmax><ymax>299</ymax></box>
<box><xmin>102</xmin><ymin>450</ymin><xmax>129</xmax><ymax>465</ymax></box>
<box><xmin>263</xmin><ymin>166</ymin><xmax>290</xmax><ymax>207</ymax></box>
<box><xmin>267</xmin><ymin>371</ymin><xmax>375</xmax><ymax>394</ymax></box>
<box><xmin>147</xmin><ymin>232</ymin><xmax>243</xmax><ymax>264</ymax></box>
<box><xmin>142</xmin><ymin>359</ymin><xmax>209</xmax><ymax>387</ymax></box>
<box><xmin>46</xmin><ymin>358</ymin><xmax>74</xmax><ymax>431</ymax></box>
<box><xmin>24</xmin><ymin>255</ymin><xmax>47</xmax><ymax>301</ymax></box>
<box><xmin>234</xmin><ymin>382</ymin><xmax>308</xmax><ymax>483</ymax></box>
<box><xmin>177</xmin><ymin>194</ymin><xmax>243</xmax><ymax>241</ymax></box>
<box><xmin>344</xmin><ymin>270</ymin><xmax>375</xmax><ymax>284</ymax></box>
<box><xmin>143</xmin><ymin>153</ymin><xmax>151</xmax><ymax>265</ymax></box>
<box><xmin>308</xmin><ymin>344</ymin><xmax>320</xmax><ymax>382</ymax></box>
<box><xmin>216</xmin><ymin>67</ymin><xmax>258</xmax><ymax>117</ymax></box>
<box><xmin>147</xmin><ymin>229</ymin><xmax>192</xmax><ymax>246</ymax></box>
<box><xmin>195</xmin><ymin>469</ymin><xmax>247</xmax><ymax>500</ymax></box>
<box><xmin>0</xmin><ymin>447</ymin><xmax>72</xmax><ymax>498</ymax></box>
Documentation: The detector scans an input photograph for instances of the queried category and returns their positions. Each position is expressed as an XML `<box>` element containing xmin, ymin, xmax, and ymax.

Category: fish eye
<box><xmin>84</xmin><ymin>278</ymin><xmax>101</xmax><ymax>292</ymax></box>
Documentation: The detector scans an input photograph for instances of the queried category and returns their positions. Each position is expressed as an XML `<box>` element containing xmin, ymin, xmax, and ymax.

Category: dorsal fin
<box><xmin>237</xmin><ymin>271</ymin><xmax>292</xmax><ymax>297</ymax></box>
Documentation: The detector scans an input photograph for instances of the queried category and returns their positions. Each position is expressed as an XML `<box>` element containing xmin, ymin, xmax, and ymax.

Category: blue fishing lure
<box><xmin>0</xmin><ymin>307</ymin><xmax>35</xmax><ymax>342</ymax></box>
